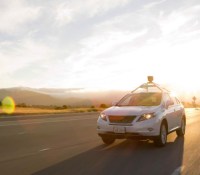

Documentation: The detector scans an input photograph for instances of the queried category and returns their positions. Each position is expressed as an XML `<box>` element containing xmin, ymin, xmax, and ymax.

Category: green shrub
<box><xmin>99</xmin><ymin>104</ymin><xmax>107</xmax><ymax>108</ymax></box>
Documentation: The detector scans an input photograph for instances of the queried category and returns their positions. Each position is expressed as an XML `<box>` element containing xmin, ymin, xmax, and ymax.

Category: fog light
<box><xmin>148</xmin><ymin>128</ymin><xmax>153</xmax><ymax>131</ymax></box>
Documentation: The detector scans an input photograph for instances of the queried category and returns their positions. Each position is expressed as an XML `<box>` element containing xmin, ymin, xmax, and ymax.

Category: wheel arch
<box><xmin>182</xmin><ymin>114</ymin><xmax>186</xmax><ymax>125</ymax></box>
<box><xmin>161</xmin><ymin>119</ymin><xmax>168</xmax><ymax>134</ymax></box>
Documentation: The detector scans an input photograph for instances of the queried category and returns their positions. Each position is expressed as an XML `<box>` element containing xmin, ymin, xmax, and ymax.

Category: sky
<box><xmin>1</xmin><ymin>0</ymin><xmax>200</xmax><ymax>94</ymax></box>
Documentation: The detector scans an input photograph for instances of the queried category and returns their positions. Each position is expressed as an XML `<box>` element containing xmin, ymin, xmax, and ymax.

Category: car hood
<box><xmin>103</xmin><ymin>106</ymin><xmax>160</xmax><ymax>116</ymax></box>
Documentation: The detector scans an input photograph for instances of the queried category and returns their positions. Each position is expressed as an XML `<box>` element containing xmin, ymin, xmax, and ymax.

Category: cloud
<box><xmin>0</xmin><ymin>0</ymin><xmax>41</xmax><ymax>33</ymax></box>
<box><xmin>144</xmin><ymin>0</ymin><xmax>167</xmax><ymax>9</ymax></box>
<box><xmin>54</xmin><ymin>0</ymin><xmax>131</xmax><ymax>25</ymax></box>
<box><xmin>0</xmin><ymin>38</ymin><xmax>54</xmax><ymax>78</ymax></box>
<box><xmin>81</xmin><ymin>29</ymin><xmax>148</xmax><ymax>56</ymax></box>
<box><xmin>58</xmin><ymin>0</ymin><xmax>200</xmax><ymax>89</ymax></box>
<box><xmin>1</xmin><ymin>0</ymin><xmax>200</xmax><ymax>90</ymax></box>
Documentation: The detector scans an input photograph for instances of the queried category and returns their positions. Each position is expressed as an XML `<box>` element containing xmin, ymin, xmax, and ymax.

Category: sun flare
<box><xmin>2</xmin><ymin>97</ymin><xmax>16</xmax><ymax>114</ymax></box>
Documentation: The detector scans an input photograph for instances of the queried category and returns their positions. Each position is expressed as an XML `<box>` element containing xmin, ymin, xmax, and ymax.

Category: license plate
<box><xmin>113</xmin><ymin>126</ymin><xmax>126</xmax><ymax>133</ymax></box>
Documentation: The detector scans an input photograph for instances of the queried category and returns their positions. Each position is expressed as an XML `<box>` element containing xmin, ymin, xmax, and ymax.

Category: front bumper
<box><xmin>97</xmin><ymin>117</ymin><xmax>161</xmax><ymax>138</ymax></box>
<box><xmin>98</xmin><ymin>132</ymin><xmax>158</xmax><ymax>140</ymax></box>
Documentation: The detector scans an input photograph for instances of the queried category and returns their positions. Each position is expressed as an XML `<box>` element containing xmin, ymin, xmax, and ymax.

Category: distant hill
<box><xmin>0</xmin><ymin>88</ymin><xmax>94</xmax><ymax>107</ymax></box>
<box><xmin>0</xmin><ymin>87</ymin><xmax>195</xmax><ymax>107</ymax></box>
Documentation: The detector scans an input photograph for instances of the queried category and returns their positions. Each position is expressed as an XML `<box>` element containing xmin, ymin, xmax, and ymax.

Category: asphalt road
<box><xmin>0</xmin><ymin>109</ymin><xmax>200</xmax><ymax>175</ymax></box>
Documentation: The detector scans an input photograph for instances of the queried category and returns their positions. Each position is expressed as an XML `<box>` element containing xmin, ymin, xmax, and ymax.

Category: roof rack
<box><xmin>131</xmin><ymin>76</ymin><xmax>170</xmax><ymax>93</ymax></box>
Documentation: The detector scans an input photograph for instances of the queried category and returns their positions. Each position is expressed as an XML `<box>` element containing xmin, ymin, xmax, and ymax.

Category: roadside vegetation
<box><xmin>0</xmin><ymin>103</ymin><xmax>108</xmax><ymax>115</ymax></box>
<box><xmin>0</xmin><ymin>99</ymin><xmax>199</xmax><ymax>116</ymax></box>
<box><xmin>182</xmin><ymin>101</ymin><xmax>199</xmax><ymax>108</ymax></box>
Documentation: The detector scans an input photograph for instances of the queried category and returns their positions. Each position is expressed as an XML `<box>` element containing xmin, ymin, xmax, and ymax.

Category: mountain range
<box><xmin>0</xmin><ymin>87</ymin><xmax>197</xmax><ymax>107</ymax></box>
<box><xmin>0</xmin><ymin>87</ymin><xmax>128</xmax><ymax>107</ymax></box>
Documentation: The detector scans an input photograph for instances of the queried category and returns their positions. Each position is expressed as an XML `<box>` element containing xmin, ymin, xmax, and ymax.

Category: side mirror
<box><xmin>166</xmin><ymin>100</ymin><xmax>173</xmax><ymax>109</ymax></box>
<box><xmin>112</xmin><ymin>101</ymin><xmax>118</xmax><ymax>106</ymax></box>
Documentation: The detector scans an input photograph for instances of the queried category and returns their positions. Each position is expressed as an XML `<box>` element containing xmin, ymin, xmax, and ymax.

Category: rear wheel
<box><xmin>154</xmin><ymin>123</ymin><xmax>167</xmax><ymax>147</ymax></box>
<box><xmin>176</xmin><ymin>118</ymin><xmax>185</xmax><ymax>136</ymax></box>
<box><xmin>101</xmin><ymin>136</ymin><xmax>115</xmax><ymax>145</ymax></box>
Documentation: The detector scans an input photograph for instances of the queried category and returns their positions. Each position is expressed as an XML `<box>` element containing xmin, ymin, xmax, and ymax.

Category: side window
<box><xmin>169</xmin><ymin>94</ymin><xmax>177</xmax><ymax>105</ymax></box>
<box><xmin>171</xmin><ymin>97</ymin><xmax>177</xmax><ymax>105</ymax></box>
<box><xmin>175</xmin><ymin>97</ymin><xmax>180</xmax><ymax>104</ymax></box>
<box><xmin>165</xmin><ymin>94</ymin><xmax>174</xmax><ymax>105</ymax></box>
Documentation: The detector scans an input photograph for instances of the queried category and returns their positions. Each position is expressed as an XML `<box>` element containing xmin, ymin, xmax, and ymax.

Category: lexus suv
<box><xmin>97</xmin><ymin>76</ymin><xmax>186</xmax><ymax>147</ymax></box>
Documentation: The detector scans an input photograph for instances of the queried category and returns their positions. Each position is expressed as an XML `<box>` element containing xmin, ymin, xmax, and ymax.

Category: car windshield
<box><xmin>117</xmin><ymin>93</ymin><xmax>162</xmax><ymax>106</ymax></box>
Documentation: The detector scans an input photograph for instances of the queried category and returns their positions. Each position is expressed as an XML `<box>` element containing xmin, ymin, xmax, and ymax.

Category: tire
<box><xmin>176</xmin><ymin>118</ymin><xmax>186</xmax><ymax>136</ymax></box>
<box><xmin>101</xmin><ymin>136</ymin><xmax>115</xmax><ymax>145</ymax></box>
<box><xmin>154</xmin><ymin>122</ymin><xmax>167</xmax><ymax>147</ymax></box>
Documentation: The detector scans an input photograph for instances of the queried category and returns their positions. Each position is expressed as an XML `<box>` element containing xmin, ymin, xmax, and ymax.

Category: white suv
<box><xmin>97</xmin><ymin>77</ymin><xmax>186</xmax><ymax>147</ymax></box>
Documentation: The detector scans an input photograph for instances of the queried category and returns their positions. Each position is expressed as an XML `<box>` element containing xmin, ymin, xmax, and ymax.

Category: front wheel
<box><xmin>101</xmin><ymin>136</ymin><xmax>115</xmax><ymax>145</ymax></box>
<box><xmin>176</xmin><ymin>118</ymin><xmax>186</xmax><ymax>136</ymax></box>
<box><xmin>154</xmin><ymin>123</ymin><xmax>167</xmax><ymax>147</ymax></box>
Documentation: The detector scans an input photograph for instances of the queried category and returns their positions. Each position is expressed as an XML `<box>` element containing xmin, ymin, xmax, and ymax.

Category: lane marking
<box><xmin>39</xmin><ymin>148</ymin><xmax>50</xmax><ymax>152</ymax></box>
<box><xmin>171</xmin><ymin>166</ymin><xmax>184</xmax><ymax>175</ymax></box>
<box><xmin>0</xmin><ymin>117</ymin><xmax>97</xmax><ymax>127</ymax></box>
<box><xmin>1</xmin><ymin>109</ymin><xmax>199</xmax><ymax>127</ymax></box>
<box><xmin>0</xmin><ymin>112</ymin><xmax>98</xmax><ymax>119</ymax></box>
<box><xmin>18</xmin><ymin>132</ymin><xmax>26</xmax><ymax>135</ymax></box>
<box><xmin>1</xmin><ymin>113</ymin><xmax>200</xmax><ymax>127</ymax></box>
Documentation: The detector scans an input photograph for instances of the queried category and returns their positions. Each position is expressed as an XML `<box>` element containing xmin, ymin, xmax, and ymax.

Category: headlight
<box><xmin>100</xmin><ymin>113</ymin><xmax>107</xmax><ymax>121</ymax></box>
<box><xmin>137</xmin><ymin>113</ymin><xmax>155</xmax><ymax>122</ymax></box>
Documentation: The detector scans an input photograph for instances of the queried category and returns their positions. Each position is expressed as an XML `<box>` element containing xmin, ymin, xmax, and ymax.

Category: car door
<box><xmin>164</xmin><ymin>94</ymin><xmax>177</xmax><ymax>131</ymax></box>
<box><xmin>174</xmin><ymin>97</ymin><xmax>183</xmax><ymax>127</ymax></box>
<box><xmin>169</xmin><ymin>96</ymin><xmax>181</xmax><ymax>128</ymax></box>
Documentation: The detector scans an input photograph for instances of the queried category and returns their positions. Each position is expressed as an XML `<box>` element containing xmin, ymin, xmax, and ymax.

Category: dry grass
<box><xmin>0</xmin><ymin>107</ymin><xmax>103</xmax><ymax>115</ymax></box>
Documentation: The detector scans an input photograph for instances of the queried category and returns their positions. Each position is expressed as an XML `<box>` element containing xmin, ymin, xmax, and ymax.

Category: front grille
<box><xmin>108</xmin><ymin>116</ymin><xmax>136</xmax><ymax>124</ymax></box>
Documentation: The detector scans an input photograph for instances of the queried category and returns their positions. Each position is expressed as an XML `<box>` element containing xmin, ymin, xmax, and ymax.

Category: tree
<box><xmin>99</xmin><ymin>104</ymin><xmax>107</xmax><ymax>108</ymax></box>
<box><xmin>62</xmin><ymin>105</ymin><xmax>68</xmax><ymax>109</ymax></box>
<box><xmin>17</xmin><ymin>103</ymin><xmax>27</xmax><ymax>107</ymax></box>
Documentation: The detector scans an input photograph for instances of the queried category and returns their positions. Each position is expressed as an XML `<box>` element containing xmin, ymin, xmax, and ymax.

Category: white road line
<box><xmin>0</xmin><ymin>117</ymin><xmax>97</xmax><ymax>127</ymax></box>
<box><xmin>171</xmin><ymin>166</ymin><xmax>184</xmax><ymax>175</ymax></box>
<box><xmin>18</xmin><ymin>132</ymin><xmax>26</xmax><ymax>135</ymax></box>
<box><xmin>39</xmin><ymin>148</ymin><xmax>50</xmax><ymax>152</ymax></box>
<box><xmin>0</xmin><ymin>112</ymin><xmax>98</xmax><ymax>119</ymax></box>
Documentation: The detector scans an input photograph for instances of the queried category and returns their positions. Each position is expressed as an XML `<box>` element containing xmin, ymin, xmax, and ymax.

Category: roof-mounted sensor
<box><xmin>148</xmin><ymin>76</ymin><xmax>153</xmax><ymax>83</ymax></box>
<box><xmin>131</xmin><ymin>76</ymin><xmax>170</xmax><ymax>93</ymax></box>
